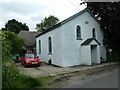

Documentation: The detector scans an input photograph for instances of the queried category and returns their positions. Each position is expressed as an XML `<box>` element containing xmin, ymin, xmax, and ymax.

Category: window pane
<box><xmin>48</xmin><ymin>37</ymin><xmax>52</xmax><ymax>53</ymax></box>
<box><xmin>39</xmin><ymin>40</ymin><xmax>41</xmax><ymax>53</ymax></box>
<box><xmin>92</xmin><ymin>28</ymin><xmax>96</xmax><ymax>38</ymax></box>
<box><xmin>76</xmin><ymin>25</ymin><xmax>81</xmax><ymax>39</ymax></box>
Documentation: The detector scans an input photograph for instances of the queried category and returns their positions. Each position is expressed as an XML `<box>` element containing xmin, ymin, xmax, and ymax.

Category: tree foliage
<box><xmin>1</xmin><ymin>19</ymin><xmax>29</xmax><ymax>34</ymax></box>
<box><xmin>80</xmin><ymin>1</ymin><xmax>120</xmax><ymax>61</ymax></box>
<box><xmin>2</xmin><ymin>31</ymin><xmax>24</xmax><ymax>55</ymax></box>
<box><xmin>36</xmin><ymin>15</ymin><xmax>59</xmax><ymax>32</ymax></box>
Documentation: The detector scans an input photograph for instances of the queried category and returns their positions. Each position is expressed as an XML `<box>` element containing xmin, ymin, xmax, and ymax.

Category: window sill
<box><xmin>76</xmin><ymin>38</ymin><xmax>82</xmax><ymax>40</ymax></box>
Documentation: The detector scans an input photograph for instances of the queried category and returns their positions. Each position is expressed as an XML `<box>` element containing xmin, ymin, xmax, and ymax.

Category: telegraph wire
<box><xmin>50</xmin><ymin>0</ymin><xmax>81</xmax><ymax>11</ymax></box>
<box><xmin>66</xmin><ymin>0</ymin><xmax>81</xmax><ymax>10</ymax></box>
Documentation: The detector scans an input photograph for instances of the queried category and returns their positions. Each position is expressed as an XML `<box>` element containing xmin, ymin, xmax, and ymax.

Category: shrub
<box><xmin>107</xmin><ymin>52</ymin><xmax>120</xmax><ymax>62</ymax></box>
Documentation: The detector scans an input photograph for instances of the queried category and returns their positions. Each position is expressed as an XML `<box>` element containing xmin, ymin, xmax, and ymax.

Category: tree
<box><xmin>36</xmin><ymin>15</ymin><xmax>59</xmax><ymax>32</ymax></box>
<box><xmin>1</xmin><ymin>19</ymin><xmax>29</xmax><ymax>34</ymax></box>
<box><xmin>80</xmin><ymin>1</ymin><xmax>120</xmax><ymax>61</ymax></box>
<box><xmin>2</xmin><ymin>31</ymin><xmax>24</xmax><ymax>56</ymax></box>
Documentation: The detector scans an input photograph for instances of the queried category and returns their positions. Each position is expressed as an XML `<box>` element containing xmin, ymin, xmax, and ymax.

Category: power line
<box><xmin>50</xmin><ymin>0</ymin><xmax>80</xmax><ymax>11</ymax></box>
<box><xmin>66</xmin><ymin>0</ymin><xmax>81</xmax><ymax>10</ymax></box>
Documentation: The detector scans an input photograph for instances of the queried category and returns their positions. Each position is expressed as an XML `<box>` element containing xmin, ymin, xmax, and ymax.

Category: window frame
<box><xmin>39</xmin><ymin>40</ymin><xmax>41</xmax><ymax>54</ymax></box>
<box><xmin>48</xmin><ymin>37</ymin><xmax>52</xmax><ymax>54</ymax></box>
<box><xmin>76</xmin><ymin>25</ymin><xmax>82</xmax><ymax>40</ymax></box>
<box><xmin>92</xmin><ymin>28</ymin><xmax>96</xmax><ymax>38</ymax></box>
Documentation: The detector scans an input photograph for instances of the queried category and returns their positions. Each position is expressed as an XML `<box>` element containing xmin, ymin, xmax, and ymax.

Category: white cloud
<box><xmin>0</xmin><ymin>0</ymin><xmax>86</xmax><ymax>31</ymax></box>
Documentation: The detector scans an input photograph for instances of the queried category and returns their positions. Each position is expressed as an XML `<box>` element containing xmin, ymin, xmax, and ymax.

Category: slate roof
<box><xmin>18</xmin><ymin>31</ymin><xmax>41</xmax><ymax>47</ymax></box>
<box><xmin>35</xmin><ymin>8</ymin><xmax>100</xmax><ymax>38</ymax></box>
<box><xmin>81</xmin><ymin>38</ymin><xmax>100</xmax><ymax>45</ymax></box>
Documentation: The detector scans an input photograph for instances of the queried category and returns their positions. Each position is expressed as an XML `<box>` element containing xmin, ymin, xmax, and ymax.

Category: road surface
<box><xmin>63</xmin><ymin>67</ymin><xmax>119</xmax><ymax>88</ymax></box>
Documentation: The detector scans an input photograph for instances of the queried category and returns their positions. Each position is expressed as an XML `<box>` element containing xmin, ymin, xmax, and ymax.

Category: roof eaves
<box><xmin>35</xmin><ymin>22</ymin><xmax>62</xmax><ymax>38</ymax></box>
<box><xmin>35</xmin><ymin>8</ymin><xmax>100</xmax><ymax>38</ymax></box>
<box><xmin>35</xmin><ymin>8</ymin><xmax>89</xmax><ymax>38</ymax></box>
<box><xmin>61</xmin><ymin>8</ymin><xmax>89</xmax><ymax>25</ymax></box>
<box><xmin>93</xmin><ymin>38</ymin><xmax>101</xmax><ymax>45</ymax></box>
<box><xmin>81</xmin><ymin>38</ymin><xmax>93</xmax><ymax>45</ymax></box>
<box><xmin>81</xmin><ymin>38</ymin><xmax>100</xmax><ymax>45</ymax></box>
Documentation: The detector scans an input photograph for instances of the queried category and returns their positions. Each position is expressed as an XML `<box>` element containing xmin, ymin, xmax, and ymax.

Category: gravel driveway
<box><xmin>16</xmin><ymin>63</ymin><xmax>90</xmax><ymax>77</ymax></box>
<box><xmin>17</xmin><ymin>63</ymin><xmax>66</xmax><ymax>77</ymax></box>
<box><xmin>16</xmin><ymin>62</ymin><xmax>118</xmax><ymax>78</ymax></box>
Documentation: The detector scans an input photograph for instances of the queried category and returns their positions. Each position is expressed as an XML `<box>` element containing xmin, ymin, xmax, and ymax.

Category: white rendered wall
<box><xmin>60</xmin><ymin>12</ymin><xmax>105</xmax><ymax>66</ymax></box>
<box><xmin>36</xmin><ymin>27</ymin><xmax>64</xmax><ymax>66</ymax></box>
<box><xmin>36</xmin><ymin>11</ymin><xmax>106</xmax><ymax>67</ymax></box>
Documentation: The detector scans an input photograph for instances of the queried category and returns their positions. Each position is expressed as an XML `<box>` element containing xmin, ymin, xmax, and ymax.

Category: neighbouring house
<box><xmin>11</xmin><ymin>53</ymin><xmax>21</xmax><ymax>63</ymax></box>
<box><xmin>18</xmin><ymin>31</ymin><xmax>41</xmax><ymax>55</ymax></box>
<box><xmin>35</xmin><ymin>8</ymin><xmax>106</xmax><ymax>67</ymax></box>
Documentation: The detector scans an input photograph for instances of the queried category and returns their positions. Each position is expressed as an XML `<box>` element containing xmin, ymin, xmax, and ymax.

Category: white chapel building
<box><xmin>35</xmin><ymin>8</ymin><xmax>106</xmax><ymax>67</ymax></box>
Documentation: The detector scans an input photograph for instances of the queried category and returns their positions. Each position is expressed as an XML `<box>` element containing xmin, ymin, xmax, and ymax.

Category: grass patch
<box><xmin>35</xmin><ymin>76</ymin><xmax>58</xmax><ymax>88</ymax></box>
<box><xmin>2</xmin><ymin>57</ymin><xmax>41</xmax><ymax>88</ymax></box>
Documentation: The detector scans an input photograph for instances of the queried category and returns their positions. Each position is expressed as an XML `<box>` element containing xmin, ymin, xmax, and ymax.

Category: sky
<box><xmin>0</xmin><ymin>0</ymin><xmax>87</xmax><ymax>31</ymax></box>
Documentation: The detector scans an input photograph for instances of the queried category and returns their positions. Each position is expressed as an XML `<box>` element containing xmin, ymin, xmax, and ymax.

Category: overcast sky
<box><xmin>0</xmin><ymin>0</ymin><xmax>86</xmax><ymax>31</ymax></box>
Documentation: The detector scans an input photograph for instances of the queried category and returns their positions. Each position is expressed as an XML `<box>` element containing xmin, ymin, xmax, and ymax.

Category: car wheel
<box><xmin>38</xmin><ymin>63</ymin><xmax>41</xmax><ymax>67</ymax></box>
<box><xmin>23</xmin><ymin>62</ymin><xmax>27</xmax><ymax>67</ymax></box>
<box><xmin>24</xmin><ymin>64</ymin><xmax>27</xmax><ymax>68</ymax></box>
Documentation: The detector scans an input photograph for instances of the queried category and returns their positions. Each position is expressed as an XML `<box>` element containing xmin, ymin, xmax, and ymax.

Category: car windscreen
<box><xmin>25</xmin><ymin>54</ymin><xmax>34</xmax><ymax>58</ymax></box>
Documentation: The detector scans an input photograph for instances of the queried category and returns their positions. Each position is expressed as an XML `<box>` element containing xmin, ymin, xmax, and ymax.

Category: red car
<box><xmin>21</xmin><ymin>54</ymin><xmax>42</xmax><ymax>67</ymax></box>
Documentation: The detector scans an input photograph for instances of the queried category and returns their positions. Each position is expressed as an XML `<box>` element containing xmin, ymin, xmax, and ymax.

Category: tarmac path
<box><xmin>63</xmin><ymin>67</ymin><xmax>119</xmax><ymax>88</ymax></box>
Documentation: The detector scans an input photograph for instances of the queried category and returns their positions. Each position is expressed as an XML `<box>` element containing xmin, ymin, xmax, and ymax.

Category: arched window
<box><xmin>76</xmin><ymin>25</ymin><xmax>81</xmax><ymax>39</ymax></box>
<box><xmin>39</xmin><ymin>40</ymin><xmax>41</xmax><ymax>54</ymax></box>
<box><xmin>48</xmin><ymin>37</ymin><xmax>52</xmax><ymax>54</ymax></box>
<box><xmin>92</xmin><ymin>28</ymin><xmax>96</xmax><ymax>38</ymax></box>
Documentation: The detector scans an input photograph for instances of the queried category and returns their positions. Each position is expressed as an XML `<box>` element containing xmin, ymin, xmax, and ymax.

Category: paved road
<box><xmin>63</xmin><ymin>68</ymin><xmax>119</xmax><ymax>88</ymax></box>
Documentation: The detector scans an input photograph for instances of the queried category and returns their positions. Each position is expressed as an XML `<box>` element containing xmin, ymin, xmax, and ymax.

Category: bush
<box><xmin>2</xmin><ymin>31</ymin><xmax>24</xmax><ymax>55</ymax></box>
<box><xmin>107</xmin><ymin>52</ymin><xmax>120</xmax><ymax>62</ymax></box>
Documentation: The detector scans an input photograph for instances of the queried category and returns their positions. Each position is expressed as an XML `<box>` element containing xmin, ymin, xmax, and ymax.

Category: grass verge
<box><xmin>35</xmin><ymin>71</ymin><xmax>85</xmax><ymax>88</ymax></box>
<box><xmin>2</xmin><ymin>57</ymin><xmax>41</xmax><ymax>88</ymax></box>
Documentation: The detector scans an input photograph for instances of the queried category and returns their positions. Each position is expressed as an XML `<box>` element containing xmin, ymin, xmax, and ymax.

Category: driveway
<box><xmin>16</xmin><ymin>62</ymin><xmax>118</xmax><ymax>78</ymax></box>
